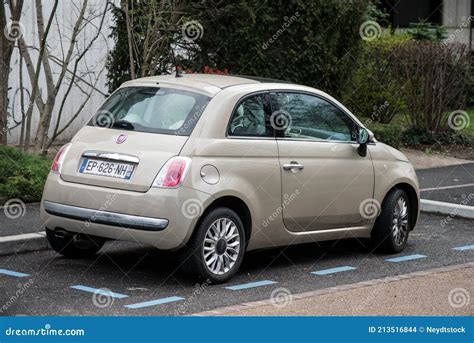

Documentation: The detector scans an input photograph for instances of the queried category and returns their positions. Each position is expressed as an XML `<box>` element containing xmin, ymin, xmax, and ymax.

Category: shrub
<box><xmin>368</xmin><ymin>122</ymin><xmax>403</xmax><ymax>148</ymax></box>
<box><xmin>0</xmin><ymin>146</ymin><xmax>52</xmax><ymax>203</ymax></box>
<box><xmin>390</xmin><ymin>42</ymin><xmax>470</xmax><ymax>133</ymax></box>
<box><xmin>344</xmin><ymin>33</ymin><xmax>411</xmax><ymax>124</ymax></box>
<box><xmin>405</xmin><ymin>22</ymin><xmax>447</xmax><ymax>41</ymax></box>
<box><xmin>401</xmin><ymin>129</ymin><xmax>472</xmax><ymax>147</ymax></box>
<box><xmin>468</xmin><ymin>56</ymin><xmax>474</xmax><ymax>108</ymax></box>
<box><xmin>184</xmin><ymin>0</ymin><xmax>369</xmax><ymax>98</ymax></box>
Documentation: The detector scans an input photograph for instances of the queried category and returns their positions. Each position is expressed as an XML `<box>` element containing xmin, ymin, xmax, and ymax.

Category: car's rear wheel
<box><xmin>46</xmin><ymin>228</ymin><xmax>105</xmax><ymax>258</ymax></box>
<box><xmin>371</xmin><ymin>189</ymin><xmax>410</xmax><ymax>253</ymax></box>
<box><xmin>182</xmin><ymin>207</ymin><xmax>246</xmax><ymax>283</ymax></box>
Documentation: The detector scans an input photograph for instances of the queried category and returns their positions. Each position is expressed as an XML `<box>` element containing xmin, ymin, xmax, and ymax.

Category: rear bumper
<box><xmin>40</xmin><ymin>173</ymin><xmax>212</xmax><ymax>250</ymax></box>
<box><xmin>43</xmin><ymin>201</ymin><xmax>169</xmax><ymax>231</ymax></box>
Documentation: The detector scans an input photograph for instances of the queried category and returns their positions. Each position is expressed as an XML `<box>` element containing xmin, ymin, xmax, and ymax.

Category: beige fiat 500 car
<box><xmin>41</xmin><ymin>74</ymin><xmax>419</xmax><ymax>283</ymax></box>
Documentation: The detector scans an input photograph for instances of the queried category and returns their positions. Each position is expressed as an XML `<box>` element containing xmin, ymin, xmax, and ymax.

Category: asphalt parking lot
<box><xmin>418</xmin><ymin>163</ymin><xmax>474</xmax><ymax>204</ymax></box>
<box><xmin>0</xmin><ymin>213</ymin><xmax>472</xmax><ymax>316</ymax></box>
<box><xmin>0</xmin><ymin>163</ymin><xmax>472</xmax><ymax>316</ymax></box>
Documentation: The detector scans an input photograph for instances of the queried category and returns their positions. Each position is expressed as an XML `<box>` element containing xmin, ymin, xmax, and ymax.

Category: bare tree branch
<box><xmin>50</xmin><ymin>0</ymin><xmax>110</xmax><ymax>145</ymax></box>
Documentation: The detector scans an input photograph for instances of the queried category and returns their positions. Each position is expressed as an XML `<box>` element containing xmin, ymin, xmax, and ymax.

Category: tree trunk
<box><xmin>123</xmin><ymin>0</ymin><xmax>136</xmax><ymax>79</ymax></box>
<box><xmin>1</xmin><ymin>0</ymin><xmax>25</xmax><ymax>146</ymax></box>
<box><xmin>0</xmin><ymin>4</ymin><xmax>11</xmax><ymax>145</ymax></box>
<box><xmin>0</xmin><ymin>51</ymin><xmax>9</xmax><ymax>145</ymax></box>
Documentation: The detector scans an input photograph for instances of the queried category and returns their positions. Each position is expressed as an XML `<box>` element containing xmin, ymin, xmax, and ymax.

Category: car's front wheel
<box><xmin>46</xmin><ymin>228</ymin><xmax>105</xmax><ymax>258</ymax></box>
<box><xmin>183</xmin><ymin>207</ymin><xmax>246</xmax><ymax>283</ymax></box>
<box><xmin>371</xmin><ymin>189</ymin><xmax>410</xmax><ymax>253</ymax></box>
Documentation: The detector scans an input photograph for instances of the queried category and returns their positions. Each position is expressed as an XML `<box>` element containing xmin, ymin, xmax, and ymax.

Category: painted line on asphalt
<box><xmin>0</xmin><ymin>268</ymin><xmax>29</xmax><ymax>277</ymax></box>
<box><xmin>452</xmin><ymin>244</ymin><xmax>474</xmax><ymax>251</ymax></box>
<box><xmin>311</xmin><ymin>266</ymin><xmax>357</xmax><ymax>276</ymax></box>
<box><xmin>70</xmin><ymin>285</ymin><xmax>128</xmax><ymax>298</ymax></box>
<box><xmin>420</xmin><ymin>183</ymin><xmax>474</xmax><ymax>192</ymax></box>
<box><xmin>124</xmin><ymin>296</ymin><xmax>184</xmax><ymax>309</ymax></box>
<box><xmin>385</xmin><ymin>254</ymin><xmax>427</xmax><ymax>263</ymax></box>
<box><xmin>225</xmin><ymin>280</ymin><xmax>277</xmax><ymax>290</ymax></box>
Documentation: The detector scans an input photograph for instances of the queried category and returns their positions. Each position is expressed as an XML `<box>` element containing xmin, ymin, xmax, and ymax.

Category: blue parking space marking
<box><xmin>452</xmin><ymin>244</ymin><xmax>474</xmax><ymax>251</ymax></box>
<box><xmin>311</xmin><ymin>266</ymin><xmax>356</xmax><ymax>276</ymax></box>
<box><xmin>0</xmin><ymin>268</ymin><xmax>29</xmax><ymax>277</ymax></box>
<box><xmin>70</xmin><ymin>285</ymin><xmax>128</xmax><ymax>299</ymax></box>
<box><xmin>124</xmin><ymin>296</ymin><xmax>184</xmax><ymax>309</ymax></box>
<box><xmin>225</xmin><ymin>280</ymin><xmax>277</xmax><ymax>290</ymax></box>
<box><xmin>385</xmin><ymin>254</ymin><xmax>427</xmax><ymax>263</ymax></box>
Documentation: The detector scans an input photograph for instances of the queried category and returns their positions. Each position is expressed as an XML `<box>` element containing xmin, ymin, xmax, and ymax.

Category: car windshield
<box><xmin>88</xmin><ymin>86</ymin><xmax>210</xmax><ymax>135</ymax></box>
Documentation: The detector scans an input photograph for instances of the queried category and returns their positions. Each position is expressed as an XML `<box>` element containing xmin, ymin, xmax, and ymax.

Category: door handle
<box><xmin>282</xmin><ymin>161</ymin><xmax>304</xmax><ymax>172</ymax></box>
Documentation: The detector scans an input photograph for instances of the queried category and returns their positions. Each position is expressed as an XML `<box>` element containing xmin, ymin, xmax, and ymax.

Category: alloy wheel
<box><xmin>392</xmin><ymin>197</ymin><xmax>409</xmax><ymax>246</ymax></box>
<box><xmin>202</xmin><ymin>217</ymin><xmax>241</xmax><ymax>275</ymax></box>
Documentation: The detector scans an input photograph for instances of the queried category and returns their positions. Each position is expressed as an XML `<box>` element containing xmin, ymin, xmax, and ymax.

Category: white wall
<box><xmin>442</xmin><ymin>0</ymin><xmax>473</xmax><ymax>50</ymax></box>
<box><xmin>7</xmin><ymin>0</ymin><xmax>116</xmax><ymax>146</ymax></box>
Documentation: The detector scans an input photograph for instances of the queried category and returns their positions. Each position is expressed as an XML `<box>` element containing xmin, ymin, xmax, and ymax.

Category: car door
<box><xmin>271</xmin><ymin>91</ymin><xmax>374</xmax><ymax>232</ymax></box>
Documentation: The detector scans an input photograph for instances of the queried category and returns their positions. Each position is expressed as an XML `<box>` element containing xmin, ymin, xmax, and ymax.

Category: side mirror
<box><xmin>357</xmin><ymin>128</ymin><xmax>372</xmax><ymax>157</ymax></box>
<box><xmin>357</xmin><ymin>128</ymin><xmax>369</xmax><ymax>144</ymax></box>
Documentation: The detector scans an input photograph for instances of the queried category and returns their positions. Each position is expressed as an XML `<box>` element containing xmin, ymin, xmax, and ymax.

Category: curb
<box><xmin>420</xmin><ymin>199</ymin><xmax>474</xmax><ymax>219</ymax></box>
<box><xmin>190</xmin><ymin>262</ymin><xmax>474</xmax><ymax>316</ymax></box>
<box><xmin>0</xmin><ymin>232</ymin><xmax>49</xmax><ymax>256</ymax></box>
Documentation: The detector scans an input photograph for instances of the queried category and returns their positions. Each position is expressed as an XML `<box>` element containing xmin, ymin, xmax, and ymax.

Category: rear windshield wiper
<box><xmin>112</xmin><ymin>120</ymin><xmax>135</xmax><ymax>131</ymax></box>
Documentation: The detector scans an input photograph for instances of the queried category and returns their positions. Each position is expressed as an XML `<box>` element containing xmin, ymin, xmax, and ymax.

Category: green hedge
<box><xmin>0</xmin><ymin>146</ymin><xmax>52</xmax><ymax>203</ymax></box>
<box><xmin>369</xmin><ymin>120</ymin><xmax>473</xmax><ymax>149</ymax></box>
<box><xmin>343</xmin><ymin>33</ymin><xmax>411</xmax><ymax>124</ymax></box>
<box><xmin>368</xmin><ymin>122</ymin><xmax>403</xmax><ymax>148</ymax></box>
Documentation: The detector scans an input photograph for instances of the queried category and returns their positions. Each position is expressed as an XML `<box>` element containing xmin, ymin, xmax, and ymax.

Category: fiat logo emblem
<box><xmin>116</xmin><ymin>133</ymin><xmax>127</xmax><ymax>144</ymax></box>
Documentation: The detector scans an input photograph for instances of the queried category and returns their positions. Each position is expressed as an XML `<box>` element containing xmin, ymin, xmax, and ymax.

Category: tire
<box><xmin>181</xmin><ymin>207</ymin><xmax>246</xmax><ymax>283</ymax></box>
<box><xmin>371</xmin><ymin>189</ymin><xmax>410</xmax><ymax>253</ymax></box>
<box><xmin>46</xmin><ymin>228</ymin><xmax>105</xmax><ymax>258</ymax></box>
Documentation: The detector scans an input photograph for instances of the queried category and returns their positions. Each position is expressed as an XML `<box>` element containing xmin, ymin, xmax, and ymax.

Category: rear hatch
<box><xmin>59</xmin><ymin>85</ymin><xmax>211</xmax><ymax>192</ymax></box>
<box><xmin>60</xmin><ymin>126</ymin><xmax>188</xmax><ymax>192</ymax></box>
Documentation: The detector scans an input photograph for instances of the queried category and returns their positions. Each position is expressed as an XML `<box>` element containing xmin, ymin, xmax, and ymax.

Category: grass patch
<box><xmin>464</xmin><ymin>109</ymin><xmax>474</xmax><ymax>137</ymax></box>
<box><xmin>0</xmin><ymin>146</ymin><xmax>52</xmax><ymax>203</ymax></box>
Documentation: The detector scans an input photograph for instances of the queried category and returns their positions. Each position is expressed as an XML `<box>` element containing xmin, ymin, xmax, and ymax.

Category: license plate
<box><xmin>79</xmin><ymin>158</ymin><xmax>135</xmax><ymax>180</ymax></box>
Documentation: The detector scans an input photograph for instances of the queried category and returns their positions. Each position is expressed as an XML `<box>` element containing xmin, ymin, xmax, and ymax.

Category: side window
<box><xmin>228</xmin><ymin>93</ymin><xmax>272</xmax><ymax>137</ymax></box>
<box><xmin>272</xmin><ymin>92</ymin><xmax>357</xmax><ymax>142</ymax></box>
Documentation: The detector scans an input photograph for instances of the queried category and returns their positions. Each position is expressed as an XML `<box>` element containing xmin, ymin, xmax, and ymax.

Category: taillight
<box><xmin>152</xmin><ymin>156</ymin><xmax>191</xmax><ymax>188</ymax></box>
<box><xmin>51</xmin><ymin>143</ymin><xmax>72</xmax><ymax>174</ymax></box>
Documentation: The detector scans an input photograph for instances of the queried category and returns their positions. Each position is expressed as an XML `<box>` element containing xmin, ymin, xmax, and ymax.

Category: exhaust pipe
<box><xmin>54</xmin><ymin>228</ymin><xmax>73</xmax><ymax>239</ymax></box>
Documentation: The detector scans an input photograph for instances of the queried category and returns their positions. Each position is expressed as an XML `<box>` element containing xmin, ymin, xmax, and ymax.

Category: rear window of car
<box><xmin>88</xmin><ymin>86</ymin><xmax>211</xmax><ymax>136</ymax></box>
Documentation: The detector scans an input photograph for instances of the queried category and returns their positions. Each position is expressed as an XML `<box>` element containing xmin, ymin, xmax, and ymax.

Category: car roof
<box><xmin>123</xmin><ymin>73</ymin><xmax>292</xmax><ymax>95</ymax></box>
